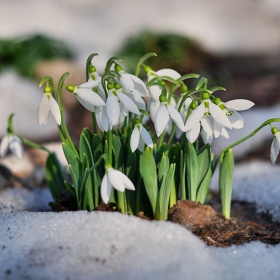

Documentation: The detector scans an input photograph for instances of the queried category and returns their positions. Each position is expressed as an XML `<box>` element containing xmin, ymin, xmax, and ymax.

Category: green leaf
<box><xmin>141</xmin><ymin>147</ymin><xmax>158</xmax><ymax>215</ymax></box>
<box><xmin>160</xmin><ymin>164</ymin><xmax>175</xmax><ymax>220</ymax></box>
<box><xmin>64</xmin><ymin>180</ymin><xmax>76</xmax><ymax>198</ymax></box>
<box><xmin>197</xmin><ymin>144</ymin><xmax>211</xmax><ymax>185</ymax></box>
<box><xmin>112</xmin><ymin>134</ymin><xmax>124</xmax><ymax>171</ymax></box>
<box><xmin>186</xmin><ymin>142</ymin><xmax>198</xmax><ymax>201</ymax></box>
<box><xmin>180</xmin><ymin>149</ymin><xmax>186</xmax><ymax>200</ymax></box>
<box><xmin>196</xmin><ymin>167</ymin><xmax>212</xmax><ymax>204</ymax></box>
<box><xmin>195</xmin><ymin>77</ymin><xmax>208</xmax><ymax>90</ymax></box>
<box><xmin>219</xmin><ymin>149</ymin><xmax>234</xmax><ymax>219</ymax></box>
<box><xmin>62</xmin><ymin>141</ymin><xmax>77</xmax><ymax>166</ymax></box>
<box><xmin>45</xmin><ymin>152</ymin><xmax>65</xmax><ymax>199</ymax></box>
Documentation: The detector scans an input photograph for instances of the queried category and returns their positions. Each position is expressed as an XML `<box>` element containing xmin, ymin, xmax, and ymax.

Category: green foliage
<box><xmin>0</xmin><ymin>34</ymin><xmax>73</xmax><ymax>78</ymax></box>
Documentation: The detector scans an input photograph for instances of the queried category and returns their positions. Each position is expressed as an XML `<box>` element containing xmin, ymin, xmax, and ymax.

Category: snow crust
<box><xmin>1</xmin><ymin>159</ymin><xmax>280</xmax><ymax>279</ymax></box>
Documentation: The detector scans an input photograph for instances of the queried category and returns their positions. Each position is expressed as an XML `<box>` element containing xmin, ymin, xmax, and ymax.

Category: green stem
<box><xmin>220</xmin><ymin>118</ymin><xmax>280</xmax><ymax>162</ymax></box>
<box><xmin>20</xmin><ymin>137</ymin><xmax>51</xmax><ymax>153</ymax></box>
<box><xmin>108</xmin><ymin>130</ymin><xmax>113</xmax><ymax>165</ymax></box>
<box><xmin>91</xmin><ymin>113</ymin><xmax>98</xmax><ymax>134</ymax></box>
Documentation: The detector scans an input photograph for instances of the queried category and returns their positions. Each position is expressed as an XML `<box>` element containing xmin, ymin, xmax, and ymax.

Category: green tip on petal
<box><xmin>181</xmin><ymin>83</ymin><xmax>188</xmax><ymax>93</ymax></box>
<box><xmin>114</xmin><ymin>82</ymin><xmax>121</xmax><ymax>90</ymax></box>
<box><xmin>44</xmin><ymin>86</ymin><xmax>52</xmax><ymax>93</ymax></box>
<box><xmin>66</xmin><ymin>84</ymin><xmax>75</xmax><ymax>93</ymax></box>
<box><xmin>159</xmin><ymin>94</ymin><xmax>167</xmax><ymax>103</ymax></box>
<box><xmin>213</xmin><ymin>97</ymin><xmax>221</xmax><ymax>105</ymax></box>
<box><xmin>201</xmin><ymin>92</ymin><xmax>210</xmax><ymax>100</ymax></box>
<box><xmin>191</xmin><ymin>101</ymin><xmax>198</xmax><ymax>110</ymax></box>
<box><xmin>115</xmin><ymin>64</ymin><xmax>123</xmax><ymax>72</ymax></box>
<box><xmin>89</xmin><ymin>65</ymin><xmax>96</xmax><ymax>73</ymax></box>
<box><xmin>272</xmin><ymin>127</ymin><xmax>279</xmax><ymax>135</ymax></box>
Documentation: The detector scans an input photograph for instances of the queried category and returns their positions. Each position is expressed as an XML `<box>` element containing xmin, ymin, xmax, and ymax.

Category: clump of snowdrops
<box><xmin>1</xmin><ymin>53</ymin><xmax>280</xmax><ymax>219</ymax></box>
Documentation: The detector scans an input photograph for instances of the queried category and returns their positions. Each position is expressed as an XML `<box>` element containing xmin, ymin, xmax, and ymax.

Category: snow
<box><xmin>0</xmin><ymin>159</ymin><xmax>280</xmax><ymax>279</ymax></box>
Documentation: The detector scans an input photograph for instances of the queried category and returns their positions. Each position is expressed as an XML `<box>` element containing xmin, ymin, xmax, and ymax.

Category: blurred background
<box><xmin>1</xmin><ymin>0</ymin><xmax>280</xmax><ymax>162</ymax></box>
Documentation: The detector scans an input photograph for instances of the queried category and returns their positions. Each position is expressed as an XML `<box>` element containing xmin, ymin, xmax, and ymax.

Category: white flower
<box><xmin>66</xmin><ymin>83</ymin><xmax>106</xmax><ymax>113</ymax></box>
<box><xmin>154</xmin><ymin>100</ymin><xmax>185</xmax><ymax>137</ymax></box>
<box><xmin>101</xmin><ymin>168</ymin><xmax>135</xmax><ymax>204</ymax></box>
<box><xmin>38</xmin><ymin>90</ymin><xmax>61</xmax><ymax>126</ymax></box>
<box><xmin>147</xmin><ymin>68</ymin><xmax>181</xmax><ymax>100</ymax></box>
<box><xmin>270</xmin><ymin>129</ymin><xmax>280</xmax><ymax>165</ymax></box>
<box><xmin>106</xmin><ymin>87</ymin><xmax>140</xmax><ymax>127</ymax></box>
<box><xmin>0</xmin><ymin>133</ymin><xmax>24</xmax><ymax>159</ymax></box>
<box><xmin>130</xmin><ymin>123</ymin><xmax>153</xmax><ymax>152</ymax></box>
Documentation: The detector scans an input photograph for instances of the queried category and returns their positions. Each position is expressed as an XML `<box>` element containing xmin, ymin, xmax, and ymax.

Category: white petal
<box><xmin>106</xmin><ymin>93</ymin><xmax>120</xmax><ymax>126</ymax></box>
<box><xmin>0</xmin><ymin>135</ymin><xmax>10</xmax><ymax>157</ymax></box>
<box><xmin>201</xmin><ymin>129</ymin><xmax>213</xmax><ymax>144</ymax></box>
<box><xmin>140</xmin><ymin>125</ymin><xmax>153</xmax><ymax>148</ymax></box>
<box><xmin>117</xmin><ymin>91</ymin><xmax>140</xmax><ymax>115</ymax></box>
<box><xmin>275</xmin><ymin>132</ymin><xmax>280</xmax><ymax>149</ymax></box>
<box><xmin>79</xmin><ymin>80</ymin><xmax>99</xmax><ymax>88</ymax></box>
<box><xmin>167</xmin><ymin>105</ymin><xmax>185</xmax><ymax>131</ymax></box>
<box><xmin>119</xmin><ymin>73</ymin><xmax>134</xmax><ymax>92</ymax></box>
<box><xmin>155</xmin><ymin>104</ymin><xmax>170</xmax><ymax>136</ymax></box>
<box><xmin>175</xmin><ymin>127</ymin><xmax>183</xmax><ymax>139</ymax></box>
<box><xmin>108</xmin><ymin>169</ymin><xmax>135</xmax><ymax>191</ymax></box>
<box><xmin>213</xmin><ymin>121</ymin><xmax>223</xmax><ymax>138</ymax></box>
<box><xmin>76</xmin><ymin>88</ymin><xmax>106</xmax><ymax>108</ymax></box>
<box><xmin>48</xmin><ymin>95</ymin><xmax>61</xmax><ymax>125</ymax></box>
<box><xmin>156</xmin><ymin>68</ymin><xmax>181</xmax><ymax>80</ymax></box>
<box><xmin>149</xmin><ymin>85</ymin><xmax>161</xmax><ymax>100</ymax></box>
<box><xmin>148</xmin><ymin>98</ymin><xmax>160</xmax><ymax>122</ymax></box>
<box><xmin>270</xmin><ymin>138</ymin><xmax>279</xmax><ymax>165</ymax></box>
<box><xmin>126</xmin><ymin>92</ymin><xmax>146</xmax><ymax>110</ymax></box>
<box><xmin>138</xmin><ymin>138</ymin><xmax>145</xmax><ymax>152</ymax></box>
<box><xmin>220</xmin><ymin>128</ymin><xmax>230</xmax><ymax>139</ymax></box>
<box><xmin>225</xmin><ymin>99</ymin><xmax>255</xmax><ymax>111</ymax></box>
<box><xmin>128</xmin><ymin>74</ymin><xmax>148</xmax><ymax>97</ymax></box>
<box><xmin>130</xmin><ymin>126</ymin><xmax>140</xmax><ymax>152</ymax></box>
<box><xmin>96</xmin><ymin>107</ymin><xmax>108</xmax><ymax>132</ymax></box>
<box><xmin>38</xmin><ymin>95</ymin><xmax>50</xmax><ymax>125</ymax></box>
<box><xmin>228</xmin><ymin>111</ymin><xmax>244</xmax><ymax>129</ymax></box>
<box><xmin>9</xmin><ymin>134</ymin><xmax>24</xmax><ymax>159</ymax></box>
<box><xmin>76</xmin><ymin>95</ymin><xmax>95</xmax><ymax>112</ymax></box>
<box><xmin>201</xmin><ymin>117</ymin><xmax>213</xmax><ymax>137</ymax></box>
<box><xmin>184</xmin><ymin>103</ymin><xmax>205</xmax><ymax>131</ymax></box>
<box><xmin>101</xmin><ymin>173</ymin><xmax>111</xmax><ymax>203</ymax></box>
<box><xmin>186</xmin><ymin>123</ymin><xmax>200</xmax><ymax>143</ymax></box>
<box><xmin>209</xmin><ymin>102</ymin><xmax>232</xmax><ymax>129</ymax></box>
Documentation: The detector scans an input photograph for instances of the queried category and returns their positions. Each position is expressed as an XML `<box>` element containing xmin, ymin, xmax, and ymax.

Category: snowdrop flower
<box><xmin>211</xmin><ymin>98</ymin><xmax>255</xmax><ymax>138</ymax></box>
<box><xmin>106</xmin><ymin>82</ymin><xmax>140</xmax><ymax>127</ymax></box>
<box><xmin>38</xmin><ymin>86</ymin><xmax>61</xmax><ymax>126</ymax></box>
<box><xmin>154</xmin><ymin>94</ymin><xmax>185</xmax><ymax>136</ymax></box>
<box><xmin>130</xmin><ymin>119</ymin><xmax>153</xmax><ymax>152</ymax></box>
<box><xmin>0</xmin><ymin>133</ymin><xmax>24</xmax><ymax>159</ymax></box>
<box><xmin>66</xmin><ymin>82</ymin><xmax>106</xmax><ymax>113</ymax></box>
<box><xmin>146</xmin><ymin>67</ymin><xmax>181</xmax><ymax>100</ymax></box>
<box><xmin>184</xmin><ymin>92</ymin><xmax>232</xmax><ymax>142</ymax></box>
<box><xmin>115</xmin><ymin>64</ymin><xmax>148</xmax><ymax>97</ymax></box>
<box><xmin>270</xmin><ymin>127</ymin><xmax>280</xmax><ymax>165</ymax></box>
<box><xmin>101</xmin><ymin>167</ymin><xmax>135</xmax><ymax>204</ymax></box>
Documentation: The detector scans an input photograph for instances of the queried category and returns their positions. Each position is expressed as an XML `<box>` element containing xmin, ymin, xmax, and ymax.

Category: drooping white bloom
<box><xmin>130</xmin><ymin>123</ymin><xmax>153</xmax><ymax>152</ymax></box>
<box><xmin>212</xmin><ymin>99</ymin><xmax>255</xmax><ymax>138</ymax></box>
<box><xmin>0</xmin><ymin>133</ymin><xmax>24</xmax><ymax>159</ymax></box>
<box><xmin>154</xmin><ymin>97</ymin><xmax>185</xmax><ymax>137</ymax></box>
<box><xmin>101</xmin><ymin>167</ymin><xmax>135</xmax><ymax>204</ymax></box>
<box><xmin>105</xmin><ymin>86</ymin><xmax>140</xmax><ymax>127</ymax></box>
<box><xmin>66</xmin><ymin>82</ymin><xmax>106</xmax><ymax>113</ymax></box>
<box><xmin>38</xmin><ymin>89</ymin><xmax>61</xmax><ymax>126</ymax></box>
<box><xmin>270</xmin><ymin>128</ymin><xmax>280</xmax><ymax>165</ymax></box>
<box><xmin>147</xmin><ymin>68</ymin><xmax>181</xmax><ymax>100</ymax></box>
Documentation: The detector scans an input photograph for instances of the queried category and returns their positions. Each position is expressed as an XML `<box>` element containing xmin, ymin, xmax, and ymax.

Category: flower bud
<box><xmin>114</xmin><ymin>82</ymin><xmax>122</xmax><ymax>90</ymax></box>
<box><xmin>191</xmin><ymin>101</ymin><xmax>198</xmax><ymax>110</ymax></box>
<box><xmin>66</xmin><ymin>84</ymin><xmax>75</xmax><ymax>93</ymax></box>
<box><xmin>107</xmin><ymin>82</ymin><xmax>114</xmax><ymax>90</ymax></box>
<box><xmin>272</xmin><ymin>127</ymin><xmax>279</xmax><ymax>135</ymax></box>
<box><xmin>159</xmin><ymin>94</ymin><xmax>167</xmax><ymax>103</ymax></box>
<box><xmin>44</xmin><ymin>86</ymin><xmax>52</xmax><ymax>93</ymax></box>
<box><xmin>180</xmin><ymin>83</ymin><xmax>188</xmax><ymax>93</ymax></box>
<box><xmin>115</xmin><ymin>64</ymin><xmax>123</xmax><ymax>72</ymax></box>
<box><xmin>201</xmin><ymin>92</ymin><xmax>210</xmax><ymax>100</ymax></box>
<box><xmin>89</xmin><ymin>65</ymin><xmax>96</xmax><ymax>73</ymax></box>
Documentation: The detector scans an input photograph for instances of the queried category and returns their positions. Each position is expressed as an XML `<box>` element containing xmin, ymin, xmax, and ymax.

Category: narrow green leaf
<box><xmin>112</xmin><ymin>134</ymin><xmax>124</xmax><ymax>171</ymax></box>
<box><xmin>195</xmin><ymin>77</ymin><xmax>208</xmax><ymax>90</ymax></box>
<box><xmin>160</xmin><ymin>164</ymin><xmax>175</xmax><ymax>220</ymax></box>
<box><xmin>141</xmin><ymin>147</ymin><xmax>158</xmax><ymax>215</ymax></box>
<box><xmin>64</xmin><ymin>180</ymin><xmax>76</xmax><ymax>198</ymax></box>
<box><xmin>45</xmin><ymin>152</ymin><xmax>66</xmax><ymax>199</ymax></box>
<box><xmin>197</xmin><ymin>144</ymin><xmax>211</xmax><ymax>185</ymax></box>
<box><xmin>180</xmin><ymin>150</ymin><xmax>186</xmax><ymax>200</ymax></box>
<box><xmin>196</xmin><ymin>167</ymin><xmax>212</xmax><ymax>204</ymax></box>
<box><xmin>219</xmin><ymin>149</ymin><xmax>234</xmax><ymax>218</ymax></box>
<box><xmin>186</xmin><ymin>142</ymin><xmax>198</xmax><ymax>201</ymax></box>
<box><xmin>62</xmin><ymin>141</ymin><xmax>77</xmax><ymax>166</ymax></box>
